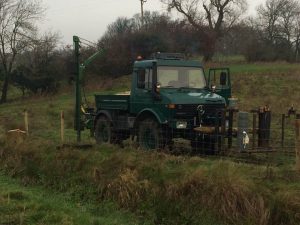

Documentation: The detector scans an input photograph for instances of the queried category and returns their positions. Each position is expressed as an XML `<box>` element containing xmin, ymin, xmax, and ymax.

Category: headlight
<box><xmin>176</xmin><ymin>121</ymin><xmax>187</xmax><ymax>129</ymax></box>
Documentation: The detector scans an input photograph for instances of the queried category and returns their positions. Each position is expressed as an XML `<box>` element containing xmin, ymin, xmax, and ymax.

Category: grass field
<box><xmin>1</xmin><ymin>61</ymin><xmax>300</xmax><ymax>224</ymax></box>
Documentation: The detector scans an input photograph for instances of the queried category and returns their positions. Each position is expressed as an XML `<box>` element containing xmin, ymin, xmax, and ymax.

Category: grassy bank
<box><xmin>0</xmin><ymin>138</ymin><xmax>300</xmax><ymax>225</ymax></box>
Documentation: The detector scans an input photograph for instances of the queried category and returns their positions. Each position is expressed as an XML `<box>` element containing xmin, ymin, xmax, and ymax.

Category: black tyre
<box><xmin>95</xmin><ymin>116</ymin><xmax>115</xmax><ymax>144</ymax></box>
<box><xmin>138</xmin><ymin>118</ymin><xmax>165</xmax><ymax>150</ymax></box>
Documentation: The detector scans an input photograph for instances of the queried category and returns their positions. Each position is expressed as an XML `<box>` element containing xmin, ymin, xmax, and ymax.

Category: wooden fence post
<box><xmin>295</xmin><ymin>117</ymin><xmax>300</xmax><ymax>171</ymax></box>
<box><xmin>24</xmin><ymin>110</ymin><xmax>29</xmax><ymax>136</ymax></box>
<box><xmin>61</xmin><ymin>111</ymin><xmax>65</xmax><ymax>143</ymax></box>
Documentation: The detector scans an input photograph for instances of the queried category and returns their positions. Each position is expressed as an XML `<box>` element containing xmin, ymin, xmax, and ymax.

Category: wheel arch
<box><xmin>133</xmin><ymin>109</ymin><xmax>167</xmax><ymax>132</ymax></box>
<box><xmin>135</xmin><ymin>109</ymin><xmax>168</xmax><ymax>150</ymax></box>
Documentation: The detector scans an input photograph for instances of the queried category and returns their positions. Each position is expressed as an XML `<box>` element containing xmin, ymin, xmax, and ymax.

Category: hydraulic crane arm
<box><xmin>79</xmin><ymin>50</ymin><xmax>105</xmax><ymax>80</ymax></box>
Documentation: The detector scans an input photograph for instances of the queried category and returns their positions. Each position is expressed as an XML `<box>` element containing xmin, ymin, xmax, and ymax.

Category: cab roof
<box><xmin>134</xmin><ymin>52</ymin><xmax>203</xmax><ymax>68</ymax></box>
<box><xmin>134</xmin><ymin>59</ymin><xmax>203</xmax><ymax>68</ymax></box>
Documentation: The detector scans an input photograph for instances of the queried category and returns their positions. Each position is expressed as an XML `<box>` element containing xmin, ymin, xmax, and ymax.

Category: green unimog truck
<box><xmin>87</xmin><ymin>53</ymin><xmax>232</xmax><ymax>153</ymax></box>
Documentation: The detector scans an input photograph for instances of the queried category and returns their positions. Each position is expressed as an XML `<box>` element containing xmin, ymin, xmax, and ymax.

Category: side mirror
<box><xmin>211</xmin><ymin>85</ymin><xmax>216</xmax><ymax>93</ymax></box>
<box><xmin>220</xmin><ymin>72</ymin><xmax>227</xmax><ymax>86</ymax></box>
<box><xmin>156</xmin><ymin>82</ymin><xmax>161</xmax><ymax>92</ymax></box>
<box><xmin>152</xmin><ymin>84</ymin><xmax>161</xmax><ymax>101</ymax></box>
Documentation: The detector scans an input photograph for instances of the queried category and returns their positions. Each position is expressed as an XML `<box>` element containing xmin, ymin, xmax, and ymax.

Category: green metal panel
<box><xmin>95</xmin><ymin>95</ymin><xmax>130</xmax><ymax>111</ymax></box>
<box><xmin>136</xmin><ymin>108</ymin><xmax>169</xmax><ymax>124</ymax></box>
<box><xmin>158</xmin><ymin>89</ymin><xmax>225</xmax><ymax>105</ymax></box>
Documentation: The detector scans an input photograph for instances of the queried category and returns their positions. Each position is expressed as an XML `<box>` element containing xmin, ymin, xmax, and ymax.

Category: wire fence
<box><xmin>3</xmin><ymin>107</ymin><xmax>299</xmax><ymax>168</ymax></box>
<box><xmin>89</xmin><ymin>107</ymin><xmax>299</xmax><ymax>167</ymax></box>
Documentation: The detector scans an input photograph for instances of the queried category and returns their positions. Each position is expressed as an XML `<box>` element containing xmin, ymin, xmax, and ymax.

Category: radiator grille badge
<box><xmin>197</xmin><ymin>105</ymin><xmax>205</xmax><ymax>126</ymax></box>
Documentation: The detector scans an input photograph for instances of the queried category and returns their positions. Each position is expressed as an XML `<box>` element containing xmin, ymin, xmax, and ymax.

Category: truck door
<box><xmin>131</xmin><ymin>67</ymin><xmax>154</xmax><ymax>114</ymax></box>
<box><xmin>208</xmin><ymin>68</ymin><xmax>231</xmax><ymax>103</ymax></box>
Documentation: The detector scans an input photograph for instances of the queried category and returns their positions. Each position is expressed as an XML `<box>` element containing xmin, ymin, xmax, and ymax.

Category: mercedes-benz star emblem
<box><xmin>197</xmin><ymin>105</ymin><xmax>205</xmax><ymax>115</ymax></box>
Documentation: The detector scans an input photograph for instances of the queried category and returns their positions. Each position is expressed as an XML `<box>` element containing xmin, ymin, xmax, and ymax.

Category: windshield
<box><xmin>157</xmin><ymin>66</ymin><xmax>206</xmax><ymax>89</ymax></box>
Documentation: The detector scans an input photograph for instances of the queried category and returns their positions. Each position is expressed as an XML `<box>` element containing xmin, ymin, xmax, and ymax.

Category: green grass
<box><xmin>0</xmin><ymin>173</ymin><xmax>147</xmax><ymax>225</ymax></box>
<box><xmin>227</xmin><ymin>62</ymin><xmax>300</xmax><ymax>74</ymax></box>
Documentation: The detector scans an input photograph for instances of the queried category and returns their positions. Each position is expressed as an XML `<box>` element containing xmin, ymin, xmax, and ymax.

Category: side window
<box><xmin>137</xmin><ymin>69</ymin><xmax>145</xmax><ymax>89</ymax></box>
<box><xmin>210</xmin><ymin>71</ymin><xmax>229</xmax><ymax>88</ymax></box>
<box><xmin>145</xmin><ymin>68</ymin><xmax>153</xmax><ymax>89</ymax></box>
<box><xmin>137</xmin><ymin>68</ymin><xmax>152</xmax><ymax>89</ymax></box>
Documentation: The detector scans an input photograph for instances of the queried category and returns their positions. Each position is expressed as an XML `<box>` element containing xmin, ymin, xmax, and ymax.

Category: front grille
<box><xmin>175</xmin><ymin>104</ymin><xmax>225</xmax><ymax>122</ymax></box>
<box><xmin>175</xmin><ymin>104</ymin><xmax>225</xmax><ymax>126</ymax></box>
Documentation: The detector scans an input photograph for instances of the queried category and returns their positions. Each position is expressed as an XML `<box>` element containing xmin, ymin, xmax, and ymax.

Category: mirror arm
<box><xmin>152</xmin><ymin>62</ymin><xmax>161</xmax><ymax>100</ymax></box>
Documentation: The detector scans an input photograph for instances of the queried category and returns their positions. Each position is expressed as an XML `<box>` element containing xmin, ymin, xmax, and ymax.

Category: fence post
<box><xmin>281</xmin><ymin>114</ymin><xmax>285</xmax><ymax>150</ymax></box>
<box><xmin>252</xmin><ymin>113</ymin><xmax>256</xmax><ymax>150</ymax></box>
<box><xmin>295</xmin><ymin>116</ymin><xmax>300</xmax><ymax>171</ymax></box>
<box><xmin>24</xmin><ymin>110</ymin><xmax>29</xmax><ymax>136</ymax></box>
<box><xmin>61</xmin><ymin>111</ymin><xmax>65</xmax><ymax>143</ymax></box>
<box><xmin>228</xmin><ymin>109</ymin><xmax>234</xmax><ymax>149</ymax></box>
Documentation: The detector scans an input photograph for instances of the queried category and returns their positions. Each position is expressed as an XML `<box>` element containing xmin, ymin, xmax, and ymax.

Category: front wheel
<box><xmin>138</xmin><ymin>118</ymin><xmax>165</xmax><ymax>150</ymax></box>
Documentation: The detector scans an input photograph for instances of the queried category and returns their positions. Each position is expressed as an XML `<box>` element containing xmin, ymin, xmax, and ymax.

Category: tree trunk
<box><xmin>295</xmin><ymin>38</ymin><xmax>300</xmax><ymax>62</ymax></box>
<box><xmin>0</xmin><ymin>75</ymin><xmax>9</xmax><ymax>104</ymax></box>
<box><xmin>202</xmin><ymin>32</ymin><xmax>217</xmax><ymax>62</ymax></box>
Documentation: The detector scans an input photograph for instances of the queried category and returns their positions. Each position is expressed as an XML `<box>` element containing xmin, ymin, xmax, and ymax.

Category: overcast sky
<box><xmin>40</xmin><ymin>0</ymin><xmax>265</xmax><ymax>45</ymax></box>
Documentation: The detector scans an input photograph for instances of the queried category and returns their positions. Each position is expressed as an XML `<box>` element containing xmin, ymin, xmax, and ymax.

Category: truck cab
<box><xmin>93</xmin><ymin>53</ymin><xmax>232</xmax><ymax>152</ymax></box>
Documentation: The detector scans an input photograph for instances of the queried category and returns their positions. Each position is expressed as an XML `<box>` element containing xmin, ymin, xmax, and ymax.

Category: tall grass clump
<box><xmin>166</xmin><ymin>162</ymin><xmax>270</xmax><ymax>225</ymax></box>
<box><xmin>269</xmin><ymin>190</ymin><xmax>300</xmax><ymax>225</ymax></box>
<box><xmin>104</xmin><ymin>168</ymin><xmax>150</xmax><ymax>208</ymax></box>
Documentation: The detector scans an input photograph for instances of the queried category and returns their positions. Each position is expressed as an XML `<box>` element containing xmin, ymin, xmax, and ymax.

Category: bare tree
<box><xmin>279</xmin><ymin>0</ymin><xmax>300</xmax><ymax>43</ymax></box>
<box><xmin>30</xmin><ymin>32</ymin><xmax>60</xmax><ymax>75</ymax></box>
<box><xmin>161</xmin><ymin>0</ymin><xmax>247</xmax><ymax>61</ymax></box>
<box><xmin>293</xmin><ymin>14</ymin><xmax>300</xmax><ymax>61</ymax></box>
<box><xmin>257</xmin><ymin>0</ymin><xmax>300</xmax><ymax>60</ymax></box>
<box><xmin>0</xmin><ymin>0</ymin><xmax>43</xmax><ymax>103</ymax></box>
<box><xmin>102</xmin><ymin>17</ymin><xmax>135</xmax><ymax>41</ymax></box>
<box><xmin>257</xmin><ymin>0</ymin><xmax>286</xmax><ymax>43</ymax></box>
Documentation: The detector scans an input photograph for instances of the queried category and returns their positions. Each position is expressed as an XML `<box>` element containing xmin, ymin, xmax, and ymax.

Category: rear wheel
<box><xmin>95</xmin><ymin>116</ymin><xmax>115</xmax><ymax>144</ymax></box>
<box><xmin>138</xmin><ymin>118</ymin><xmax>165</xmax><ymax>150</ymax></box>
